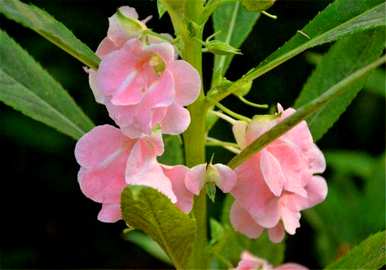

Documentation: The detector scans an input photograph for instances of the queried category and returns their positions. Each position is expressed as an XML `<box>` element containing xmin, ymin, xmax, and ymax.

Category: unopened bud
<box><xmin>206</xmin><ymin>40</ymin><xmax>242</xmax><ymax>56</ymax></box>
<box><xmin>241</xmin><ymin>0</ymin><xmax>277</xmax><ymax>12</ymax></box>
<box><xmin>234</xmin><ymin>80</ymin><xmax>253</xmax><ymax>97</ymax></box>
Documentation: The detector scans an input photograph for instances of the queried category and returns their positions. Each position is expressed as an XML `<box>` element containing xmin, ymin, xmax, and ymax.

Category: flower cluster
<box><xmin>75</xmin><ymin>6</ymin><xmax>235</xmax><ymax>222</ymax></box>
<box><xmin>230</xmin><ymin>104</ymin><xmax>327</xmax><ymax>242</ymax></box>
<box><xmin>74</xmin><ymin>7</ymin><xmax>327</xmax><ymax>245</ymax></box>
<box><xmin>235</xmin><ymin>251</ymin><xmax>308</xmax><ymax>270</ymax></box>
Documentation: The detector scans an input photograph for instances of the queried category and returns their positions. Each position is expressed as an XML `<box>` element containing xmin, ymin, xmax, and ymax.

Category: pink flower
<box><xmin>74</xmin><ymin>125</ymin><xmax>195</xmax><ymax>222</ymax></box>
<box><xmin>230</xmin><ymin>104</ymin><xmax>327</xmax><ymax>242</ymax></box>
<box><xmin>235</xmin><ymin>251</ymin><xmax>308</xmax><ymax>270</ymax></box>
<box><xmin>88</xmin><ymin>6</ymin><xmax>201</xmax><ymax>138</ymax></box>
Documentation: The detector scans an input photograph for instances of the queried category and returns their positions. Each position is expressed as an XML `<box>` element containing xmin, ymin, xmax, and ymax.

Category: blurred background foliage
<box><xmin>0</xmin><ymin>0</ymin><xmax>384</xmax><ymax>269</ymax></box>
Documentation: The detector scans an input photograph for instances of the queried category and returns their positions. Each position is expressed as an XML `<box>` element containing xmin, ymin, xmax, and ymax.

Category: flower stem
<box><xmin>174</xmin><ymin>1</ymin><xmax>209</xmax><ymax>268</ymax></box>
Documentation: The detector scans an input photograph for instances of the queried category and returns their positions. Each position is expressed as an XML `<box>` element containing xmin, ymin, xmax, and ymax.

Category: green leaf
<box><xmin>365</xmin><ymin>68</ymin><xmax>386</xmax><ymax>97</ymax></box>
<box><xmin>0</xmin><ymin>0</ymin><xmax>100</xmax><ymax>69</ymax></box>
<box><xmin>157</xmin><ymin>0</ymin><xmax>167</xmax><ymax>18</ymax></box>
<box><xmin>295</xmin><ymin>29</ymin><xmax>385</xmax><ymax>140</ymax></box>
<box><xmin>208</xmin><ymin>0</ymin><xmax>386</xmax><ymax>103</ymax></box>
<box><xmin>157</xmin><ymin>135</ymin><xmax>184</xmax><ymax>165</ymax></box>
<box><xmin>212</xmin><ymin>1</ymin><xmax>259</xmax><ymax>79</ymax></box>
<box><xmin>0</xmin><ymin>30</ymin><xmax>93</xmax><ymax>139</ymax></box>
<box><xmin>228</xmin><ymin>55</ymin><xmax>386</xmax><ymax>168</ymax></box>
<box><xmin>305</xmin><ymin>53</ymin><xmax>386</xmax><ymax>98</ymax></box>
<box><xmin>122</xmin><ymin>230</ymin><xmax>172</xmax><ymax>265</ymax></box>
<box><xmin>324</xmin><ymin>231</ymin><xmax>386</xmax><ymax>269</ymax></box>
<box><xmin>325</xmin><ymin>150</ymin><xmax>375</xmax><ymax>179</ymax></box>
<box><xmin>121</xmin><ymin>185</ymin><xmax>197</xmax><ymax>270</ymax></box>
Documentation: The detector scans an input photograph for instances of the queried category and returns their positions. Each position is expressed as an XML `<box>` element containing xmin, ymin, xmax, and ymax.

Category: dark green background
<box><xmin>0</xmin><ymin>0</ymin><xmax>385</xmax><ymax>268</ymax></box>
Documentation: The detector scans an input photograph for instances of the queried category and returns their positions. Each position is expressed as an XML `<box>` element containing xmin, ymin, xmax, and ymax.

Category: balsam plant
<box><xmin>0</xmin><ymin>0</ymin><xmax>385</xmax><ymax>269</ymax></box>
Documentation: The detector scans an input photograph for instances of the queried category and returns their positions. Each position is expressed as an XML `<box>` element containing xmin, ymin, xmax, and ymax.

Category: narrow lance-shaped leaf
<box><xmin>0</xmin><ymin>0</ymin><xmax>100</xmax><ymax>69</ymax></box>
<box><xmin>208</xmin><ymin>0</ymin><xmax>386</xmax><ymax>103</ymax></box>
<box><xmin>295</xmin><ymin>28</ymin><xmax>385</xmax><ymax>141</ymax></box>
<box><xmin>324</xmin><ymin>231</ymin><xmax>386</xmax><ymax>269</ymax></box>
<box><xmin>0</xmin><ymin>30</ymin><xmax>94</xmax><ymax>139</ymax></box>
<box><xmin>228</xmin><ymin>55</ymin><xmax>386</xmax><ymax>169</ymax></box>
<box><xmin>212</xmin><ymin>1</ymin><xmax>260</xmax><ymax>79</ymax></box>
<box><xmin>121</xmin><ymin>186</ymin><xmax>197</xmax><ymax>270</ymax></box>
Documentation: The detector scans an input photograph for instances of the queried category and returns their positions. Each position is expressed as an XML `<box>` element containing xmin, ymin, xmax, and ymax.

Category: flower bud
<box><xmin>234</xmin><ymin>80</ymin><xmax>253</xmax><ymax>97</ymax></box>
<box><xmin>241</xmin><ymin>0</ymin><xmax>277</xmax><ymax>12</ymax></box>
<box><xmin>206</xmin><ymin>40</ymin><xmax>242</xmax><ymax>56</ymax></box>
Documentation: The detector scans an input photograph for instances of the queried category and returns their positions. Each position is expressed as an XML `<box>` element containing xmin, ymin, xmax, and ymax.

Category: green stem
<box><xmin>168</xmin><ymin>1</ymin><xmax>209</xmax><ymax>268</ymax></box>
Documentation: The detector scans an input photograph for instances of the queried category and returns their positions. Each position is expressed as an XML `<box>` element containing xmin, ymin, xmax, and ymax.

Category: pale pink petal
<box><xmin>162</xmin><ymin>165</ymin><xmax>194</xmax><ymax>213</ymax></box>
<box><xmin>245</xmin><ymin>117</ymin><xmax>277</xmax><ymax>144</ymax></box>
<box><xmin>268</xmin><ymin>140</ymin><xmax>307</xmax><ymax>197</ymax></box>
<box><xmin>96</xmin><ymin>54</ymin><xmax>137</xmax><ymax>97</ymax></box>
<box><xmin>160</xmin><ymin>103</ymin><xmax>191</xmax><ymax>134</ymax></box>
<box><xmin>232</xmin><ymin>156</ymin><xmax>280</xmax><ymax>228</ymax></box>
<box><xmin>107</xmin><ymin>7</ymin><xmax>142</xmax><ymax>46</ymax></box>
<box><xmin>305</xmin><ymin>144</ymin><xmax>326</xmax><ymax>174</ymax></box>
<box><xmin>119</xmin><ymin>6</ymin><xmax>139</xmax><ymax>19</ymax></box>
<box><xmin>74</xmin><ymin>125</ymin><xmax>128</xmax><ymax>168</ymax></box>
<box><xmin>125</xmin><ymin>140</ymin><xmax>177</xmax><ymax>203</ymax></box>
<box><xmin>260</xmin><ymin>150</ymin><xmax>286</xmax><ymax>196</ymax></box>
<box><xmin>236</xmin><ymin>251</ymin><xmax>271</xmax><ymax>270</ymax></box>
<box><xmin>268</xmin><ymin>223</ymin><xmax>285</xmax><ymax>243</ymax></box>
<box><xmin>252</xmin><ymin>197</ymin><xmax>281</xmax><ymax>228</ymax></box>
<box><xmin>143</xmin><ymin>70</ymin><xmax>175</xmax><ymax>108</ymax></box>
<box><xmin>110</xmin><ymin>72</ymin><xmax>145</xmax><ymax>106</ymax></box>
<box><xmin>230</xmin><ymin>202</ymin><xmax>264</xmax><ymax>239</ymax></box>
<box><xmin>280</xmin><ymin>206</ymin><xmax>301</xmax><ymax>235</ymax></box>
<box><xmin>275</xmin><ymin>263</ymin><xmax>309</xmax><ymax>270</ymax></box>
<box><xmin>151</xmin><ymin>107</ymin><xmax>168</xmax><ymax>126</ymax></box>
<box><xmin>232</xmin><ymin>121</ymin><xmax>248</xmax><ymax>149</ymax></box>
<box><xmin>96</xmin><ymin>37</ymin><xmax>119</xmax><ymax>57</ymax></box>
<box><xmin>97</xmin><ymin>203</ymin><xmax>122</xmax><ymax>223</ymax></box>
<box><xmin>184</xmin><ymin>164</ymin><xmax>206</xmax><ymax>195</ymax></box>
<box><xmin>87</xmin><ymin>69</ymin><xmax>105</xmax><ymax>104</ymax></box>
<box><xmin>146</xmin><ymin>42</ymin><xmax>176</xmax><ymax>63</ymax></box>
<box><xmin>146</xmin><ymin>130</ymin><xmax>164</xmax><ymax>156</ymax></box>
<box><xmin>302</xmin><ymin>176</ymin><xmax>328</xmax><ymax>209</ymax></box>
<box><xmin>78</xmin><ymin>154</ymin><xmax>127</xmax><ymax>204</ymax></box>
<box><xmin>168</xmin><ymin>60</ymin><xmax>201</xmax><ymax>106</ymax></box>
<box><xmin>213</xmin><ymin>164</ymin><xmax>237</xmax><ymax>193</ymax></box>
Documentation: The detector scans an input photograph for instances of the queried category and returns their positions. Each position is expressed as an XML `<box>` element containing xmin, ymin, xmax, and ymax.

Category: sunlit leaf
<box><xmin>121</xmin><ymin>185</ymin><xmax>196</xmax><ymax>269</ymax></box>
<box><xmin>0</xmin><ymin>0</ymin><xmax>100</xmax><ymax>68</ymax></box>
<box><xmin>295</xmin><ymin>29</ymin><xmax>385</xmax><ymax>140</ymax></box>
<box><xmin>324</xmin><ymin>231</ymin><xmax>386</xmax><ymax>269</ymax></box>
<box><xmin>0</xmin><ymin>30</ymin><xmax>93</xmax><ymax>139</ymax></box>
<box><xmin>212</xmin><ymin>1</ymin><xmax>259</xmax><ymax>79</ymax></box>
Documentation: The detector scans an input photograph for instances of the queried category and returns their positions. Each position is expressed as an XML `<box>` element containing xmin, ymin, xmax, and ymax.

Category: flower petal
<box><xmin>125</xmin><ymin>139</ymin><xmax>177</xmax><ymax>203</ymax></box>
<box><xmin>75</xmin><ymin>125</ymin><xmax>128</xmax><ymax>168</ymax></box>
<box><xmin>230</xmin><ymin>202</ymin><xmax>264</xmax><ymax>239</ymax></box>
<box><xmin>162</xmin><ymin>165</ymin><xmax>194</xmax><ymax>213</ymax></box>
<box><xmin>260</xmin><ymin>150</ymin><xmax>286</xmax><ymax>196</ymax></box>
<box><xmin>143</xmin><ymin>70</ymin><xmax>175</xmax><ymax>108</ymax></box>
<box><xmin>97</xmin><ymin>203</ymin><xmax>122</xmax><ymax>223</ymax></box>
<box><xmin>184</xmin><ymin>164</ymin><xmax>206</xmax><ymax>195</ymax></box>
<box><xmin>96</xmin><ymin>39</ymin><xmax>142</xmax><ymax>96</ymax></box>
<box><xmin>78</xmin><ymin>154</ymin><xmax>127</xmax><ymax>204</ymax></box>
<box><xmin>214</xmin><ymin>163</ymin><xmax>237</xmax><ymax>193</ymax></box>
<box><xmin>168</xmin><ymin>60</ymin><xmax>201</xmax><ymax>106</ymax></box>
<box><xmin>268</xmin><ymin>223</ymin><xmax>285</xmax><ymax>243</ymax></box>
<box><xmin>160</xmin><ymin>103</ymin><xmax>191</xmax><ymax>134</ymax></box>
<box><xmin>232</xmin><ymin>121</ymin><xmax>248</xmax><ymax>149</ymax></box>
<box><xmin>146</xmin><ymin>42</ymin><xmax>176</xmax><ymax>63</ymax></box>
